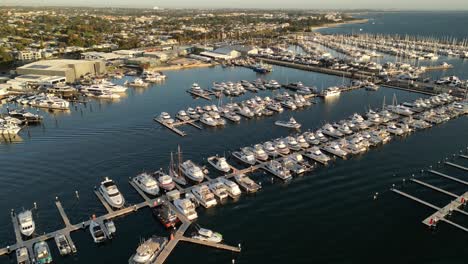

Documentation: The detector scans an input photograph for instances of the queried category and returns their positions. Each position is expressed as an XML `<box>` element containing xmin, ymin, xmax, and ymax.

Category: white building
<box><xmin>17</xmin><ymin>51</ymin><xmax>42</xmax><ymax>61</ymax></box>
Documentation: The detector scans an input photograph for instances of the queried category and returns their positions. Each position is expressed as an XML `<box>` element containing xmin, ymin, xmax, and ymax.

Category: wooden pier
<box><xmin>187</xmin><ymin>90</ymin><xmax>213</xmax><ymax>101</ymax></box>
<box><xmin>154</xmin><ymin>118</ymin><xmax>187</xmax><ymax>137</ymax></box>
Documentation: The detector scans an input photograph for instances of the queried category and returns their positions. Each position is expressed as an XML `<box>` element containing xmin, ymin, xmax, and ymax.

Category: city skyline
<box><xmin>2</xmin><ymin>0</ymin><xmax>468</xmax><ymax>10</ymax></box>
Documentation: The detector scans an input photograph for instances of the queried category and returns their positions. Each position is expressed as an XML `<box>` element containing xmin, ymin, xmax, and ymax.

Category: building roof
<box><xmin>213</xmin><ymin>47</ymin><xmax>239</xmax><ymax>55</ymax></box>
<box><xmin>17</xmin><ymin>59</ymin><xmax>98</xmax><ymax>71</ymax></box>
<box><xmin>15</xmin><ymin>74</ymin><xmax>66</xmax><ymax>83</ymax></box>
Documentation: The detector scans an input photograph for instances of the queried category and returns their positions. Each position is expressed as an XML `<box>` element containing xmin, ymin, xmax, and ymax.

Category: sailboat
<box><xmin>168</xmin><ymin>146</ymin><xmax>187</xmax><ymax>186</ymax></box>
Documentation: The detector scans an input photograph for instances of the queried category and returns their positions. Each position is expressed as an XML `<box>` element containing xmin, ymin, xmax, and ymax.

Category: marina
<box><xmin>1</xmin><ymin>9</ymin><xmax>468</xmax><ymax>264</ymax></box>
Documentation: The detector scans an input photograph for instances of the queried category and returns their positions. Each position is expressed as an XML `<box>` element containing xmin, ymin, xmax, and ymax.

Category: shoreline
<box><xmin>149</xmin><ymin>62</ymin><xmax>215</xmax><ymax>71</ymax></box>
<box><xmin>311</xmin><ymin>18</ymin><xmax>369</xmax><ymax>32</ymax></box>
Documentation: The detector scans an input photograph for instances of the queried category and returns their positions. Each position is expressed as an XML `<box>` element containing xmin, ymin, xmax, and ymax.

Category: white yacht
<box><xmin>232</xmin><ymin>148</ymin><xmax>256</xmax><ymax>165</ymax></box>
<box><xmin>192</xmin><ymin>228</ymin><xmax>223</xmax><ymax>243</ymax></box>
<box><xmin>265</xmin><ymin>80</ymin><xmax>281</xmax><ymax>89</ymax></box>
<box><xmin>0</xmin><ymin>123</ymin><xmax>21</xmax><ymax>135</ymax></box>
<box><xmin>302</xmin><ymin>132</ymin><xmax>320</xmax><ymax>145</ymax></box>
<box><xmin>199</xmin><ymin>114</ymin><xmax>218</xmax><ymax>127</ymax></box>
<box><xmin>100</xmin><ymin>81</ymin><xmax>128</xmax><ymax>93</ymax></box>
<box><xmin>366</xmin><ymin>110</ymin><xmax>381</xmax><ymax>124</ymax></box>
<box><xmin>263</xmin><ymin>141</ymin><xmax>279</xmax><ymax>157</ymax></box>
<box><xmin>275</xmin><ymin>117</ymin><xmax>301</xmax><ymax>129</ymax></box>
<box><xmin>264</xmin><ymin>160</ymin><xmax>293</xmax><ymax>181</ymax></box>
<box><xmin>315</xmin><ymin>130</ymin><xmax>329</xmax><ymax>143</ymax></box>
<box><xmin>386</xmin><ymin>123</ymin><xmax>404</xmax><ymax>136</ymax></box>
<box><xmin>180</xmin><ymin>160</ymin><xmax>205</xmax><ymax>183</ymax></box>
<box><xmin>321</xmin><ymin>142</ymin><xmax>348</xmax><ymax>159</ymax></box>
<box><xmin>128</xmin><ymin>236</ymin><xmax>168</xmax><ymax>264</ymax></box>
<box><xmin>191</xmin><ymin>185</ymin><xmax>217</xmax><ymax>208</ymax></box>
<box><xmin>187</xmin><ymin>108</ymin><xmax>200</xmax><ymax>119</ymax></box>
<box><xmin>322</xmin><ymin>123</ymin><xmax>343</xmax><ymax>138</ymax></box>
<box><xmin>132</xmin><ymin>173</ymin><xmax>160</xmax><ymax>196</ymax></box>
<box><xmin>389</xmin><ymin>105</ymin><xmax>414</xmax><ymax>116</ymax></box>
<box><xmin>153</xmin><ymin>170</ymin><xmax>176</xmax><ymax>191</ymax></box>
<box><xmin>251</xmin><ymin>144</ymin><xmax>269</xmax><ymax>161</ymax></box>
<box><xmin>176</xmin><ymin>110</ymin><xmax>191</xmax><ymax>121</ymax></box>
<box><xmin>321</xmin><ymin>86</ymin><xmax>341</xmax><ymax>97</ymax></box>
<box><xmin>365</xmin><ymin>83</ymin><xmax>380</xmax><ymax>91</ymax></box>
<box><xmin>18</xmin><ymin>210</ymin><xmax>35</xmax><ymax>237</ymax></box>
<box><xmin>335</xmin><ymin>123</ymin><xmax>353</xmax><ymax>135</ymax></box>
<box><xmin>280</xmin><ymin>100</ymin><xmax>297</xmax><ymax>110</ymax></box>
<box><xmin>33</xmin><ymin>241</ymin><xmax>52</xmax><ymax>264</ymax></box>
<box><xmin>237</xmin><ymin>106</ymin><xmax>255</xmax><ymax>118</ymax></box>
<box><xmin>274</xmin><ymin>139</ymin><xmax>290</xmax><ymax>155</ymax></box>
<box><xmin>304</xmin><ymin>147</ymin><xmax>331</xmax><ymax>165</ymax></box>
<box><xmin>190</xmin><ymin>83</ymin><xmax>203</xmax><ymax>93</ymax></box>
<box><xmin>157</xmin><ymin>112</ymin><xmax>174</xmax><ymax>125</ymax></box>
<box><xmin>125</xmin><ymin>78</ymin><xmax>149</xmax><ymax>87</ymax></box>
<box><xmin>173</xmin><ymin>198</ymin><xmax>198</xmax><ymax>221</ymax></box>
<box><xmin>234</xmin><ymin>174</ymin><xmax>262</xmax><ymax>193</ymax></box>
<box><xmin>208</xmin><ymin>180</ymin><xmax>229</xmax><ymax>200</ymax></box>
<box><xmin>267</xmin><ymin>102</ymin><xmax>284</xmax><ymax>112</ymax></box>
<box><xmin>285</xmin><ymin>136</ymin><xmax>301</xmax><ymax>151</ymax></box>
<box><xmin>16</xmin><ymin>247</ymin><xmax>30</xmax><ymax>264</ymax></box>
<box><xmin>296</xmin><ymin>135</ymin><xmax>310</xmax><ymax>149</ymax></box>
<box><xmin>218</xmin><ymin>178</ymin><xmax>242</xmax><ymax>198</ymax></box>
<box><xmin>89</xmin><ymin>220</ymin><xmax>106</xmax><ymax>243</ymax></box>
<box><xmin>99</xmin><ymin>177</ymin><xmax>125</xmax><ymax>209</ymax></box>
<box><xmin>207</xmin><ymin>156</ymin><xmax>231</xmax><ymax>173</ymax></box>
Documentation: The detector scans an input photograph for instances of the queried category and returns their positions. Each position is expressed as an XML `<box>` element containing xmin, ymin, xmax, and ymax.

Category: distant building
<box><xmin>16</xmin><ymin>59</ymin><xmax>106</xmax><ymax>83</ymax></box>
<box><xmin>16</xmin><ymin>51</ymin><xmax>42</xmax><ymax>61</ymax></box>
<box><xmin>81</xmin><ymin>51</ymin><xmax>121</xmax><ymax>61</ymax></box>
<box><xmin>200</xmin><ymin>46</ymin><xmax>242</xmax><ymax>60</ymax></box>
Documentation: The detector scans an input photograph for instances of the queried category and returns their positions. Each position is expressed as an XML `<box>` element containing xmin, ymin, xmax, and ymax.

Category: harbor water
<box><xmin>1</xmin><ymin>11</ymin><xmax>468</xmax><ymax>263</ymax></box>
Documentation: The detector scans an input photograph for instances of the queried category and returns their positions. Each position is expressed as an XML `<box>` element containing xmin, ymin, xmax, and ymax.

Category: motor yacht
<box><xmin>128</xmin><ymin>236</ymin><xmax>168</xmax><ymax>264</ymax></box>
<box><xmin>302</xmin><ymin>131</ymin><xmax>320</xmax><ymax>145</ymax></box>
<box><xmin>275</xmin><ymin>117</ymin><xmax>301</xmax><ymax>129</ymax></box>
<box><xmin>335</xmin><ymin>123</ymin><xmax>353</xmax><ymax>135</ymax></box>
<box><xmin>295</xmin><ymin>135</ymin><xmax>310</xmax><ymax>149</ymax></box>
<box><xmin>321</xmin><ymin>86</ymin><xmax>341</xmax><ymax>97</ymax></box>
<box><xmin>267</xmin><ymin>102</ymin><xmax>284</xmax><ymax>112</ymax></box>
<box><xmin>199</xmin><ymin>114</ymin><xmax>217</xmax><ymax>127</ymax></box>
<box><xmin>285</xmin><ymin>136</ymin><xmax>301</xmax><ymax>151</ymax></box>
<box><xmin>263</xmin><ymin>141</ymin><xmax>280</xmax><ymax>157</ymax></box>
<box><xmin>192</xmin><ymin>228</ymin><xmax>223</xmax><ymax>243</ymax></box>
<box><xmin>389</xmin><ymin>105</ymin><xmax>414</xmax><ymax>116</ymax></box>
<box><xmin>173</xmin><ymin>198</ymin><xmax>198</xmax><ymax>221</ymax></box>
<box><xmin>99</xmin><ymin>177</ymin><xmax>125</xmax><ymax>209</ymax></box>
<box><xmin>89</xmin><ymin>219</ymin><xmax>106</xmax><ymax>243</ymax></box>
<box><xmin>16</xmin><ymin>247</ymin><xmax>30</xmax><ymax>264</ymax></box>
<box><xmin>132</xmin><ymin>172</ymin><xmax>160</xmax><ymax>196</ymax></box>
<box><xmin>304</xmin><ymin>147</ymin><xmax>331</xmax><ymax>165</ymax></box>
<box><xmin>234</xmin><ymin>174</ymin><xmax>262</xmax><ymax>193</ymax></box>
<box><xmin>315</xmin><ymin>130</ymin><xmax>329</xmax><ymax>143</ymax></box>
<box><xmin>191</xmin><ymin>185</ymin><xmax>217</xmax><ymax>208</ymax></box>
<box><xmin>246</xmin><ymin>144</ymin><xmax>269</xmax><ymax>162</ymax></box>
<box><xmin>157</xmin><ymin>112</ymin><xmax>174</xmax><ymax>125</ymax></box>
<box><xmin>366</xmin><ymin>110</ymin><xmax>381</xmax><ymax>124</ymax></box>
<box><xmin>208</xmin><ymin>180</ymin><xmax>229</xmax><ymax>200</ymax></box>
<box><xmin>153</xmin><ymin>203</ymin><xmax>179</xmax><ymax>228</ymax></box>
<box><xmin>18</xmin><ymin>210</ymin><xmax>35</xmax><ymax>237</ymax></box>
<box><xmin>321</xmin><ymin>142</ymin><xmax>348</xmax><ymax>159</ymax></box>
<box><xmin>207</xmin><ymin>156</ymin><xmax>231</xmax><ymax>173</ymax></box>
<box><xmin>282</xmin><ymin>157</ymin><xmax>308</xmax><ymax>175</ymax></box>
<box><xmin>180</xmin><ymin>160</ymin><xmax>205</xmax><ymax>183</ymax></box>
<box><xmin>54</xmin><ymin>234</ymin><xmax>74</xmax><ymax>256</ymax></box>
<box><xmin>176</xmin><ymin>110</ymin><xmax>191</xmax><ymax>121</ymax></box>
<box><xmin>190</xmin><ymin>83</ymin><xmax>203</xmax><ymax>93</ymax></box>
<box><xmin>218</xmin><ymin>178</ymin><xmax>242</xmax><ymax>198</ymax></box>
<box><xmin>33</xmin><ymin>242</ymin><xmax>52</xmax><ymax>264</ymax></box>
<box><xmin>265</xmin><ymin>80</ymin><xmax>281</xmax><ymax>89</ymax></box>
<box><xmin>236</xmin><ymin>106</ymin><xmax>255</xmax><ymax>118</ymax></box>
<box><xmin>274</xmin><ymin>139</ymin><xmax>290</xmax><ymax>155</ymax></box>
<box><xmin>232</xmin><ymin>148</ymin><xmax>256</xmax><ymax>165</ymax></box>
<box><xmin>152</xmin><ymin>170</ymin><xmax>176</xmax><ymax>191</ymax></box>
<box><xmin>386</xmin><ymin>122</ymin><xmax>404</xmax><ymax>136</ymax></box>
<box><xmin>186</xmin><ymin>108</ymin><xmax>200</xmax><ymax>119</ymax></box>
<box><xmin>221</xmin><ymin>110</ymin><xmax>241</xmax><ymax>122</ymax></box>
<box><xmin>125</xmin><ymin>78</ymin><xmax>149</xmax><ymax>87</ymax></box>
<box><xmin>280</xmin><ymin>100</ymin><xmax>297</xmax><ymax>110</ymax></box>
<box><xmin>322</xmin><ymin>123</ymin><xmax>343</xmax><ymax>138</ymax></box>
<box><xmin>264</xmin><ymin>160</ymin><xmax>293</xmax><ymax>180</ymax></box>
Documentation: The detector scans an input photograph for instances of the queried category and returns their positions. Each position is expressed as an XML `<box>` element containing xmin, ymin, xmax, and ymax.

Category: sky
<box><xmin>2</xmin><ymin>0</ymin><xmax>468</xmax><ymax>10</ymax></box>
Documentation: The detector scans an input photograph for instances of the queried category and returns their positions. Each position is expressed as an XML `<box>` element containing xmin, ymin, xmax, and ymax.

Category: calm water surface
<box><xmin>0</xmin><ymin>63</ymin><xmax>467</xmax><ymax>264</ymax></box>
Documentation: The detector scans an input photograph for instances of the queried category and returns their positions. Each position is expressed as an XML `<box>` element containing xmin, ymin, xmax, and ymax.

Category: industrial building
<box><xmin>16</xmin><ymin>59</ymin><xmax>106</xmax><ymax>83</ymax></box>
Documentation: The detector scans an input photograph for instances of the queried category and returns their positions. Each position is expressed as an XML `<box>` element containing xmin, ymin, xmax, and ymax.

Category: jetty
<box><xmin>391</xmin><ymin>162</ymin><xmax>468</xmax><ymax>232</ymax></box>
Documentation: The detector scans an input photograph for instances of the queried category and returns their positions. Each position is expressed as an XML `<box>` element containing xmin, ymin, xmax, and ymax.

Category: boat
<box><xmin>186</xmin><ymin>108</ymin><xmax>200</xmax><ymax>119</ymax></box>
<box><xmin>296</xmin><ymin>135</ymin><xmax>310</xmax><ymax>148</ymax></box>
<box><xmin>132</xmin><ymin>172</ymin><xmax>160</xmax><ymax>196</ymax></box>
<box><xmin>218</xmin><ymin>178</ymin><xmax>242</xmax><ymax>198</ymax></box>
<box><xmin>168</xmin><ymin>148</ymin><xmax>188</xmax><ymax>186</ymax></box>
<box><xmin>207</xmin><ymin>156</ymin><xmax>231</xmax><ymax>173</ymax></box>
<box><xmin>315</xmin><ymin>130</ymin><xmax>329</xmax><ymax>143</ymax></box>
<box><xmin>191</xmin><ymin>185</ymin><xmax>217</xmax><ymax>208</ymax></box>
<box><xmin>365</xmin><ymin>83</ymin><xmax>380</xmax><ymax>91</ymax></box>
<box><xmin>322</xmin><ymin>123</ymin><xmax>343</xmax><ymax>138</ymax></box>
<box><xmin>192</xmin><ymin>228</ymin><xmax>223</xmax><ymax>243</ymax></box>
<box><xmin>302</xmin><ymin>132</ymin><xmax>321</xmax><ymax>145</ymax></box>
<box><xmin>173</xmin><ymin>198</ymin><xmax>198</xmax><ymax>221</ymax></box>
<box><xmin>236</xmin><ymin>106</ymin><xmax>255</xmax><ymax>118</ymax></box>
<box><xmin>89</xmin><ymin>219</ymin><xmax>106</xmax><ymax>243</ymax></box>
<box><xmin>16</xmin><ymin>247</ymin><xmax>30</xmax><ymax>264</ymax></box>
<box><xmin>282</xmin><ymin>156</ymin><xmax>309</xmax><ymax>175</ymax></box>
<box><xmin>275</xmin><ymin>117</ymin><xmax>301</xmax><ymax>129</ymax></box>
<box><xmin>321</xmin><ymin>142</ymin><xmax>348</xmax><ymax>159</ymax></box>
<box><xmin>265</xmin><ymin>80</ymin><xmax>281</xmax><ymax>89</ymax></box>
<box><xmin>156</xmin><ymin>112</ymin><xmax>174</xmax><ymax>125</ymax></box>
<box><xmin>221</xmin><ymin>109</ymin><xmax>241</xmax><ymax>122</ymax></box>
<box><xmin>153</xmin><ymin>170</ymin><xmax>176</xmax><ymax>191</ymax></box>
<box><xmin>274</xmin><ymin>139</ymin><xmax>290</xmax><ymax>155</ymax></box>
<box><xmin>304</xmin><ymin>147</ymin><xmax>331</xmax><ymax>165</ymax></box>
<box><xmin>104</xmin><ymin>220</ymin><xmax>116</xmax><ymax>238</ymax></box>
<box><xmin>180</xmin><ymin>160</ymin><xmax>205</xmax><ymax>183</ymax></box>
<box><xmin>250</xmin><ymin>144</ymin><xmax>269</xmax><ymax>161</ymax></box>
<box><xmin>128</xmin><ymin>236</ymin><xmax>168</xmax><ymax>264</ymax></box>
<box><xmin>125</xmin><ymin>78</ymin><xmax>149</xmax><ymax>87</ymax></box>
<box><xmin>153</xmin><ymin>203</ymin><xmax>179</xmax><ymax>228</ymax></box>
<box><xmin>189</xmin><ymin>83</ymin><xmax>203</xmax><ymax>93</ymax></box>
<box><xmin>176</xmin><ymin>110</ymin><xmax>191</xmax><ymax>121</ymax></box>
<box><xmin>267</xmin><ymin>102</ymin><xmax>284</xmax><ymax>112</ymax></box>
<box><xmin>33</xmin><ymin>242</ymin><xmax>52</xmax><ymax>264</ymax></box>
<box><xmin>263</xmin><ymin>160</ymin><xmax>293</xmax><ymax>180</ymax></box>
<box><xmin>386</xmin><ymin>123</ymin><xmax>404</xmax><ymax>136</ymax></box>
<box><xmin>199</xmin><ymin>114</ymin><xmax>218</xmax><ymax>127</ymax></box>
<box><xmin>208</xmin><ymin>180</ymin><xmax>229</xmax><ymax>200</ymax></box>
<box><xmin>232</xmin><ymin>148</ymin><xmax>256</xmax><ymax>165</ymax></box>
<box><xmin>280</xmin><ymin>100</ymin><xmax>297</xmax><ymax>110</ymax></box>
<box><xmin>234</xmin><ymin>174</ymin><xmax>261</xmax><ymax>193</ymax></box>
<box><xmin>54</xmin><ymin>234</ymin><xmax>74</xmax><ymax>256</ymax></box>
<box><xmin>17</xmin><ymin>210</ymin><xmax>35</xmax><ymax>237</ymax></box>
<box><xmin>8</xmin><ymin>109</ymin><xmax>43</xmax><ymax>123</ymax></box>
<box><xmin>285</xmin><ymin>136</ymin><xmax>301</xmax><ymax>151</ymax></box>
<box><xmin>99</xmin><ymin>177</ymin><xmax>125</xmax><ymax>209</ymax></box>
<box><xmin>263</xmin><ymin>141</ymin><xmax>279</xmax><ymax>157</ymax></box>
<box><xmin>321</xmin><ymin>86</ymin><xmax>341</xmax><ymax>97</ymax></box>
